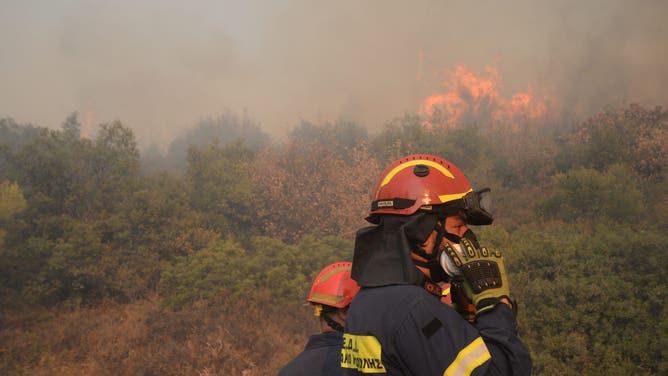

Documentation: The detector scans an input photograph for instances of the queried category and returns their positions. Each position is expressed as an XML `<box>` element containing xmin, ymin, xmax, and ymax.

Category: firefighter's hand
<box><xmin>450</xmin><ymin>281</ymin><xmax>476</xmax><ymax>323</ymax></box>
<box><xmin>442</xmin><ymin>238</ymin><xmax>511</xmax><ymax>316</ymax></box>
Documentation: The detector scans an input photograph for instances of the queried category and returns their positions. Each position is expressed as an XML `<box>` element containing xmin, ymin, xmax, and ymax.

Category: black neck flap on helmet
<box><xmin>351</xmin><ymin>212</ymin><xmax>440</xmax><ymax>287</ymax></box>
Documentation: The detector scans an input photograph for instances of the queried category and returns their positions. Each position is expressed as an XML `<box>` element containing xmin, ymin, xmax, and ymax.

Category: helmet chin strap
<box><xmin>322</xmin><ymin>311</ymin><xmax>344</xmax><ymax>332</ymax></box>
<box><xmin>442</xmin><ymin>228</ymin><xmax>480</xmax><ymax>248</ymax></box>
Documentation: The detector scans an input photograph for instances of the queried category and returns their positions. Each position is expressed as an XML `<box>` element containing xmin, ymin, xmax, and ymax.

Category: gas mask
<box><xmin>410</xmin><ymin>222</ymin><xmax>481</xmax><ymax>283</ymax></box>
<box><xmin>438</xmin><ymin>229</ymin><xmax>480</xmax><ymax>278</ymax></box>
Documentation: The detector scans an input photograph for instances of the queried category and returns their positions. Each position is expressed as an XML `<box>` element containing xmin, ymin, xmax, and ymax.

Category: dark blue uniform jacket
<box><xmin>279</xmin><ymin>331</ymin><xmax>344</xmax><ymax>376</ymax></box>
<box><xmin>341</xmin><ymin>285</ymin><xmax>532</xmax><ymax>375</ymax></box>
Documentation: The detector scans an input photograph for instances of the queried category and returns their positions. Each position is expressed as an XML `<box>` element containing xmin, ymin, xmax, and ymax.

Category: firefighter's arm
<box><xmin>475</xmin><ymin>303</ymin><xmax>532</xmax><ymax>375</ymax></box>
<box><xmin>443</xmin><ymin>239</ymin><xmax>532</xmax><ymax>374</ymax></box>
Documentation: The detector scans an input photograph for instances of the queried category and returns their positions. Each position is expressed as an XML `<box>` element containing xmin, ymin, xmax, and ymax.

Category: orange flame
<box><xmin>419</xmin><ymin>64</ymin><xmax>548</xmax><ymax>131</ymax></box>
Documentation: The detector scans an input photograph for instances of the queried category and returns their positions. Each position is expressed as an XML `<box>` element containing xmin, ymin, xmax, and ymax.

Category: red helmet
<box><xmin>307</xmin><ymin>262</ymin><xmax>360</xmax><ymax>309</ymax></box>
<box><xmin>369</xmin><ymin>154</ymin><xmax>493</xmax><ymax>225</ymax></box>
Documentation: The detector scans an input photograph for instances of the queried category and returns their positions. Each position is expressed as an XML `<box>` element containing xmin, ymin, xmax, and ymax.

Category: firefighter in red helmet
<box><xmin>279</xmin><ymin>262</ymin><xmax>360</xmax><ymax>376</ymax></box>
<box><xmin>342</xmin><ymin>154</ymin><xmax>532</xmax><ymax>375</ymax></box>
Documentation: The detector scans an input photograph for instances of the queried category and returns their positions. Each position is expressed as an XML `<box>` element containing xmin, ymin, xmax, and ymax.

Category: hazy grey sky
<box><xmin>1</xmin><ymin>0</ymin><xmax>666</xmax><ymax>148</ymax></box>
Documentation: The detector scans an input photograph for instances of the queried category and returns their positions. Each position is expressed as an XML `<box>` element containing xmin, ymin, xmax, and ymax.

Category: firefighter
<box><xmin>341</xmin><ymin>154</ymin><xmax>532</xmax><ymax>375</ymax></box>
<box><xmin>279</xmin><ymin>262</ymin><xmax>360</xmax><ymax>376</ymax></box>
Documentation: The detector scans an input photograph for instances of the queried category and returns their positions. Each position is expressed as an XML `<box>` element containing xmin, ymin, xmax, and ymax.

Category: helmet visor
<box><xmin>462</xmin><ymin>188</ymin><xmax>493</xmax><ymax>225</ymax></box>
<box><xmin>428</xmin><ymin>188</ymin><xmax>494</xmax><ymax>225</ymax></box>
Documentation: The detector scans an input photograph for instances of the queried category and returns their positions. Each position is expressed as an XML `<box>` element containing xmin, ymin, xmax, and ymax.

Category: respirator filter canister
<box><xmin>439</xmin><ymin>243</ymin><xmax>464</xmax><ymax>277</ymax></box>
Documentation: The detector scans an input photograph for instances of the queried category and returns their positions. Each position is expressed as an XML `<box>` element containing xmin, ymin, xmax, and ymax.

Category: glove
<box><xmin>442</xmin><ymin>238</ymin><xmax>511</xmax><ymax>316</ymax></box>
<box><xmin>450</xmin><ymin>281</ymin><xmax>476</xmax><ymax>323</ymax></box>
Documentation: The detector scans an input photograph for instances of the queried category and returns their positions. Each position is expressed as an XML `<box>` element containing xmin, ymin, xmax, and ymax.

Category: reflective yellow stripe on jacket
<box><xmin>443</xmin><ymin>337</ymin><xmax>491</xmax><ymax>376</ymax></box>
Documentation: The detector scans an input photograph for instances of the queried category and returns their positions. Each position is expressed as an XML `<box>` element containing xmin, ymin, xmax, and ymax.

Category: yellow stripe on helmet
<box><xmin>438</xmin><ymin>190</ymin><xmax>471</xmax><ymax>203</ymax></box>
<box><xmin>380</xmin><ymin>160</ymin><xmax>455</xmax><ymax>188</ymax></box>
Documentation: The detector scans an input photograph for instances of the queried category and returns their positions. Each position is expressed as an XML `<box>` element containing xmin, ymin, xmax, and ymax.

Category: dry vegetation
<box><xmin>0</xmin><ymin>291</ymin><xmax>316</xmax><ymax>375</ymax></box>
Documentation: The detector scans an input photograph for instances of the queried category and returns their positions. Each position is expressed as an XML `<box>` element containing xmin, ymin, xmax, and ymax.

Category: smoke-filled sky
<box><xmin>1</xmin><ymin>0</ymin><xmax>666</xmax><ymax>148</ymax></box>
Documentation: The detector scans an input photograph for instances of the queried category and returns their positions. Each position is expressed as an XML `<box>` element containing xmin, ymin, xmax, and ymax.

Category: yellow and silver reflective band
<box><xmin>310</xmin><ymin>291</ymin><xmax>346</xmax><ymax>307</ymax></box>
<box><xmin>443</xmin><ymin>337</ymin><xmax>491</xmax><ymax>376</ymax></box>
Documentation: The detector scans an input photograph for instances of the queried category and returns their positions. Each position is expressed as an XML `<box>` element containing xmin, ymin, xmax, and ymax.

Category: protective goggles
<box><xmin>429</xmin><ymin>188</ymin><xmax>494</xmax><ymax>225</ymax></box>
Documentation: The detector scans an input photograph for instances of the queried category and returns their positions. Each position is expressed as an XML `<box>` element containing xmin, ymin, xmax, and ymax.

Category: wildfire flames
<box><xmin>419</xmin><ymin>65</ymin><xmax>548</xmax><ymax>131</ymax></box>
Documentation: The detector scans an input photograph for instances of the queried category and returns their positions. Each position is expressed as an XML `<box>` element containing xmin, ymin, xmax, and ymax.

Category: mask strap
<box><xmin>411</xmin><ymin>219</ymin><xmax>446</xmax><ymax>261</ymax></box>
<box><xmin>412</xmin><ymin>220</ymin><xmax>451</xmax><ymax>283</ymax></box>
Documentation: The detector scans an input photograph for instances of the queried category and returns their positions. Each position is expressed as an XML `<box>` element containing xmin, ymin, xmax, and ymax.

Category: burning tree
<box><xmin>419</xmin><ymin>64</ymin><xmax>549</xmax><ymax>133</ymax></box>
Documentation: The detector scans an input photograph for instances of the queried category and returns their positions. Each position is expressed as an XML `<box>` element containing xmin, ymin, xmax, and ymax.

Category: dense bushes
<box><xmin>511</xmin><ymin>222</ymin><xmax>667</xmax><ymax>375</ymax></box>
<box><xmin>158</xmin><ymin>235</ymin><xmax>353</xmax><ymax>311</ymax></box>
